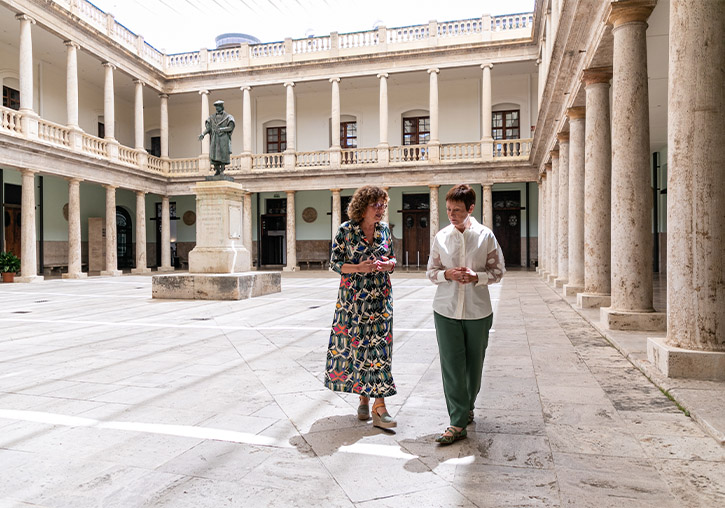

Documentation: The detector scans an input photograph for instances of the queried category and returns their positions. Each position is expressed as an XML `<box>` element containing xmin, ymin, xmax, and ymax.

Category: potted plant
<box><xmin>0</xmin><ymin>251</ymin><xmax>21</xmax><ymax>283</ymax></box>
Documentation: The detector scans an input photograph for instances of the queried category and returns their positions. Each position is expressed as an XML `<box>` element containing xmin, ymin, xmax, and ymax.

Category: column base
<box><xmin>647</xmin><ymin>337</ymin><xmax>725</xmax><ymax>381</ymax></box>
<box><xmin>282</xmin><ymin>265</ymin><xmax>298</xmax><ymax>272</ymax></box>
<box><xmin>131</xmin><ymin>267</ymin><xmax>152</xmax><ymax>274</ymax></box>
<box><xmin>600</xmin><ymin>307</ymin><xmax>666</xmax><ymax>332</ymax></box>
<box><xmin>563</xmin><ymin>283</ymin><xmax>583</xmax><ymax>297</ymax></box>
<box><xmin>100</xmin><ymin>270</ymin><xmax>122</xmax><ymax>277</ymax></box>
<box><xmin>554</xmin><ymin>277</ymin><xmax>567</xmax><ymax>288</ymax></box>
<box><xmin>577</xmin><ymin>293</ymin><xmax>611</xmax><ymax>309</ymax></box>
<box><xmin>546</xmin><ymin>274</ymin><xmax>558</xmax><ymax>284</ymax></box>
<box><xmin>62</xmin><ymin>272</ymin><xmax>88</xmax><ymax>279</ymax></box>
<box><xmin>156</xmin><ymin>266</ymin><xmax>175</xmax><ymax>273</ymax></box>
<box><xmin>15</xmin><ymin>275</ymin><xmax>44</xmax><ymax>283</ymax></box>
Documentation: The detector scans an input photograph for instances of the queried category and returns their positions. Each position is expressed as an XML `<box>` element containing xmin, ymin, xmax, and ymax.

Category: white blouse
<box><xmin>426</xmin><ymin>216</ymin><xmax>506</xmax><ymax>320</ymax></box>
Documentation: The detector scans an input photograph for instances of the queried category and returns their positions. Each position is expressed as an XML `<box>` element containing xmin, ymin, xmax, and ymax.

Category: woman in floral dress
<box><xmin>324</xmin><ymin>185</ymin><xmax>397</xmax><ymax>429</ymax></box>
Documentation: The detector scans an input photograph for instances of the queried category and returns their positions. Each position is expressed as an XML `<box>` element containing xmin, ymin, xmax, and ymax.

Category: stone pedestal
<box><xmin>600</xmin><ymin>307</ymin><xmax>665</xmax><ymax>332</ymax></box>
<box><xmin>188</xmin><ymin>181</ymin><xmax>251</xmax><ymax>274</ymax></box>
<box><xmin>153</xmin><ymin>181</ymin><xmax>278</xmax><ymax>301</ymax></box>
<box><xmin>648</xmin><ymin>337</ymin><xmax>725</xmax><ymax>381</ymax></box>
<box><xmin>563</xmin><ymin>284</ymin><xmax>583</xmax><ymax>297</ymax></box>
<box><xmin>577</xmin><ymin>293</ymin><xmax>611</xmax><ymax>309</ymax></box>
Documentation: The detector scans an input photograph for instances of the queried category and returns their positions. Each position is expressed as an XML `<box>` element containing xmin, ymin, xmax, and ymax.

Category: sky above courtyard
<box><xmin>89</xmin><ymin>0</ymin><xmax>536</xmax><ymax>54</ymax></box>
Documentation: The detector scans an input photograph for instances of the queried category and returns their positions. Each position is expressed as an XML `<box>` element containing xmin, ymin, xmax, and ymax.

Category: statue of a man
<box><xmin>199</xmin><ymin>100</ymin><xmax>235</xmax><ymax>176</ymax></box>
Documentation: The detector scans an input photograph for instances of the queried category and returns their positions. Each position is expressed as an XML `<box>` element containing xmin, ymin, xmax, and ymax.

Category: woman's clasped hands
<box><xmin>359</xmin><ymin>256</ymin><xmax>394</xmax><ymax>273</ymax></box>
<box><xmin>445</xmin><ymin>266</ymin><xmax>478</xmax><ymax>284</ymax></box>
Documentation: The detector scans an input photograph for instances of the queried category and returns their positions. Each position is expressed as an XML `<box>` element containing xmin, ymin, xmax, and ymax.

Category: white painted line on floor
<box><xmin>0</xmin><ymin>317</ymin><xmax>435</xmax><ymax>333</ymax></box>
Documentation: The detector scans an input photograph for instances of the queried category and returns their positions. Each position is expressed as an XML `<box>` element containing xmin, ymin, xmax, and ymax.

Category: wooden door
<box><xmin>493</xmin><ymin>191</ymin><xmax>521</xmax><ymax>267</ymax></box>
<box><xmin>402</xmin><ymin>210</ymin><xmax>430</xmax><ymax>267</ymax></box>
<box><xmin>4</xmin><ymin>206</ymin><xmax>21</xmax><ymax>257</ymax></box>
<box><xmin>261</xmin><ymin>214</ymin><xmax>285</xmax><ymax>265</ymax></box>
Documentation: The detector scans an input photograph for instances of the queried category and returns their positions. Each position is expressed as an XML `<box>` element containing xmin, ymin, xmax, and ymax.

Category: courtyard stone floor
<box><xmin>0</xmin><ymin>271</ymin><xmax>723</xmax><ymax>507</ymax></box>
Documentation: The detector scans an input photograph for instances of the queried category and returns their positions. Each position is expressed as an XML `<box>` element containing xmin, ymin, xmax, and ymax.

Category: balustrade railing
<box><xmin>118</xmin><ymin>145</ymin><xmax>139</xmax><ymax>165</ymax></box>
<box><xmin>37</xmin><ymin>119</ymin><xmax>71</xmax><ymax>148</ymax></box>
<box><xmin>81</xmin><ymin>133</ymin><xmax>107</xmax><ymax>157</ymax></box>
<box><xmin>297</xmin><ymin>151</ymin><xmax>330</xmax><ymax>168</ymax></box>
<box><xmin>168</xmin><ymin>157</ymin><xmax>199</xmax><ymax>175</ymax></box>
<box><xmin>51</xmin><ymin>1</ymin><xmax>532</xmax><ymax>73</ymax></box>
<box><xmin>253</xmin><ymin>153</ymin><xmax>284</xmax><ymax>170</ymax></box>
<box><xmin>1</xmin><ymin>107</ymin><xmax>23</xmax><ymax>135</ymax></box>
<box><xmin>493</xmin><ymin>138</ymin><xmax>532</xmax><ymax>159</ymax></box>
<box><xmin>390</xmin><ymin>145</ymin><xmax>428</xmax><ymax>163</ymax></box>
<box><xmin>146</xmin><ymin>155</ymin><xmax>165</xmax><ymax>173</ymax></box>
<box><xmin>342</xmin><ymin>148</ymin><xmax>378</xmax><ymax>165</ymax></box>
<box><xmin>440</xmin><ymin>142</ymin><xmax>483</xmax><ymax>161</ymax></box>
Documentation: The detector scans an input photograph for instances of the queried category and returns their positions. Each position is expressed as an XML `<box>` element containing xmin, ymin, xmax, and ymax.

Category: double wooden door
<box><xmin>402</xmin><ymin>210</ymin><xmax>429</xmax><ymax>267</ymax></box>
<box><xmin>4</xmin><ymin>206</ymin><xmax>21</xmax><ymax>257</ymax></box>
<box><xmin>492</xmin><ymin>191</ymin><xmax>522</xmax><ymax>267</ymax></box>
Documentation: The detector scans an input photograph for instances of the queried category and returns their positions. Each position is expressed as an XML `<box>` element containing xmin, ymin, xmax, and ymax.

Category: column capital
<box><xmin>103</xmin><ymin>184</ymin><xmax>117</xmax><ymax>190</ymax></box>
<box><xmin>427</xmin><ymin>68</ymin><xmax>440</xmax><ymax>75</ymax></box>
<box><xmin>240</xmin><ymin>85</ymin><xmax>251</xmax><ymax>92</ymax></box>
<box><xmin>567</xmin><ymin>106</ymin><xmax>586</xmax><ymax>120</ymax></box>
<box><xmin>198</xmin><ymin>89</ymin><xmax>209</xmax><ymax>96</ymax></box>
<box><xmin>102</xmin><ymin>61</ymin><xmax>116</xmax><ymax>70</ymax></box>
<box><xmin>557</xmin><ymin>132</ymin><xmax>570</xmax><ymax>143</ymax></box>
<box><xmin>549</xmin><ymin>149</ymin><xmax>560</xmax><ymax>159</ymax></box>
<box><xmin>133</xmin><ymin>79</ymin><xmax>146</xmax><ymax>86</ymax></box>
<box><xmin>15</xmin><ymin>13</ymin><xmax>36</xmax><ymax>24</ymax></box>
<box><xmin>582</xmin><ymin>66</ymin><xmax>613</xmax><ymax>85</ymax></box>
<box><xmin>159</xmin><ymin>93</ymin><xmax>169</xmax><ymax>99</ymax></box>
<box><xmin>377</xmin><ymin>72</ymin><xmax>389</xmax><ymax>79</ymax></box>
<box><xmin>480</xmin><ymin>62</ymin><xmax>494</xmax><ymax>70</ymax></box>
<box><xmin>608</xmin><ymin>0</ymin><xmax>656</xmax><ymax>28</ymax></box>
<box><xmin>535</xmin><ymin>58</ymin><xmax>542</xmax><ymax>66</ymax></box>
<box><xmin>135</xmin><ymin>189</ymin><xmax>147</xmax><ymax>195</ymax></box>
<box><xmin>329</xmin><ymin>77</ymin><xmax>340</xmax><ymax>83</ymax></box>
<box><xmin>285</xmin><ymin>190</ymin><xmax>296</xmax><ymax>196</ymax></box>
<box><xmin>20</xmin><ymin>168</ymin><xmax>38</xmax><ymax>176</ymax></box>
<box><xmin>66</xmin><ymin>177</ymin><xmax>83</xmax><ymax>184</ymax></box>
<box><xmin>428</xmin><ymin>184</ymin><xmax>440</xmax><ymax>190</ymax></box>
<box><xmin>330</xmin><ymin>188</ymin><xmax>341</xmax><ymax>193</ymax></box>
<box><xmin>64</xmin><ymin>40</ymin><xmax>80</xmax><ymax>49</ymax></box>
<box><xmin>482</xmin><ymin>183</ymin><xmax>493</xmax><ymax>190</ymax></box>
<box><xmin>284</xmin><ymin>81</ymin><xmax>295</xmax><ymax>88</ymax></box>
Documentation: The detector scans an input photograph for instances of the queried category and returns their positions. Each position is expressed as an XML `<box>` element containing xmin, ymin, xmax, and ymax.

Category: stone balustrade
<box><xmin>1</xmin><ymin>105</ymin><xmax>531</xmax><ymax>181</ymax></box>
<box><xmin>50</xmin><ymin>0</ymin><xmax>532</xmax><ymax>75</ymax></box>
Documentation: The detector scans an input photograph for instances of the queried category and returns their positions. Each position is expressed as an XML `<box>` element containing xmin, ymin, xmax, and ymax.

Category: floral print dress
<box><xmin>324</xmin><ymin>220</ymin><xmax>397</xmax><ymax>398</ymax></box>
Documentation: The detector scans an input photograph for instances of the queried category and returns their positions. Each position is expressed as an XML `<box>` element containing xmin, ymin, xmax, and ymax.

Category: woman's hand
<box><xmin>374</xmin><ymin>256</ymin><xmax>394</xmax><ymax>272</ymax></box>
<box><xmin>357</xmin><ymin>259</ymin><xmax>377</xmax><ymax>273</ymax></box>
<box><xmin>445</xmin><ymin>267</ymin><xmax>478</xmax><ymax>284</ymax></box>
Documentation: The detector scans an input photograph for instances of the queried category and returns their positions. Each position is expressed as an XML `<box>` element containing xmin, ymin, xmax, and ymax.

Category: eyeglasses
<box><xmin>370</xmin><ymin>202</ymin><xmax>387</xmax><ymax>210</ymax></box>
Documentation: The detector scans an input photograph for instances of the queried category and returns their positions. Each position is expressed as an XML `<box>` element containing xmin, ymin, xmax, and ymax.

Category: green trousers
<box><xmin>434</xmin><ymin>311</ymin><xmax>493</xmax><ymax>428</ymax></box>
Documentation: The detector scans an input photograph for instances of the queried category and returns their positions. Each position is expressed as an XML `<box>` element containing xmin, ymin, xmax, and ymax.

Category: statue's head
<box><xmin>213</xmin><ymin>100</ymin><xmax>224</xmax><ymax>112</ymax></box>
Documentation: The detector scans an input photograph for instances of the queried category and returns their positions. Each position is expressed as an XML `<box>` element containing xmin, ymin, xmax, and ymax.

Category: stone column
<box><xmin>481</xmin><ymin>63</ymin><xmax>493</xmax><ymax>142</ymax></box>
<box><xmin>482</xmin><ymin>184</ymin><xmax>493</xmax><ymax>229</ymax></box>
<box><xmin>564</xmin><ymin>107</ymin><xmax>586</xmax><ymax>296</ymax></box>
<box><xmin>242</xmin><ymin>86</ymin><xmax>252</xmax><ymax>154</ymax></box>
<box><xmin>283</xmin><ymin>190</ymin><xmax>297</xmax><ymax>271</ymax></box>
<box><xmin>377</xmin><ymin>73</ymin><xmax>389</xmax><ymax>147</ymax></box>
<box><xmin>243</xmin><ymin>192</ymin><xmax>253</xmax><ymax>255</ymax></box>
<box><xmin>16</xmin><ymin>169</ymin><xmax>42</xmax><ymax>282</ymax></box>
<box><xmin>133</xmin><ymin>80</ymin><xmax>145</xmax><ymax>150</ymax></box>
<box><xmin>547</xmin><ymin>151</ymin><xmax>559</xmax><ymax>282</ymax></box>
<box><xmin>555</xmin><ymin>133</ymin><xmax>569</xmax><ymax>287</ymax></box>
<box><xmin>541</xmin><ymin>164</ymin><xmax>551</xmax><ymax>278</ymax></box>
<box><xmin>602</xmin><ymin>1</ymin><xmax>664</xmax><ymax>331</ymax></box>
<box><xmin>331</xmin><ymin>188</ymin><xmax>342</xmax><ymax>235</ymax></box>
<box><xmin>17</xmin><ymin>14</ymin><xmax>35</xmax><ymax>114</ymax></box>
<box><xmin>382</xmin><ymin>187</ymin><xmax>390</xmax><ymax>224</ymax></box>
<box><xmin>648</xmin><ymin>0</ymin><xmax>725</xmax><ymax>379</ymax></box>
<box><xmin>65</xmin><ymin>41</ymin><xmax>80</xmax><ymax>128</ymax></box>
<box><xmin>160</xmin><ymin>93</ymin><xmax>169</xmax><ymax>158</ymax></box>
<box><xmin>158</xmin><ymin>195</ymin><xmax>173</xmax><ymax>272</ymax></box>
<box><xmin>199</xmin><ymin>90</ymin><xmax>209</xmax><ymax>157</ymax></box>
<box><xmin>102</xmin><ymin>62</ymin><xmax>116</xmax><ymax>139</ymax></box>
<box><xmin>428</xmin><ymin>68</ymin><xmax>440</xmax><ymax>143</ymax></box>
<box><xmin>429</xmin><ymin>185</ymin><xmax>440</xmax><ymax>245</ymax></box>
<box><xmin>537</xmin><ymin>177</ymin><xmax>544</xmax><ymax>273</ymax></box>
<box><xmin>101</xmin><ymin>185</ymin><xmax>121</xmax><ymax>277</ymax></box>
<box><xmin>63</xmin><ymin>178</ymin><xmax>86</xmax><ymax>279</ymax></box>
<box><xmin>578</xmin><ymin>68</ymin><xmax>613</xmax><ymax>309</ymax></box>
<box><xmin>330</xmin><ymin>77</ymin><xmax>341</xmax><ymax>148</ymax></box>
<box><xmin>131</xmin><ymin>191</ymin><xmax>150</xmax><ymax>274</ymax></box>
<box><xmin>284</xmin><ymin>82</ymin><xmax>296</xmax><ymax>169</ymax></box>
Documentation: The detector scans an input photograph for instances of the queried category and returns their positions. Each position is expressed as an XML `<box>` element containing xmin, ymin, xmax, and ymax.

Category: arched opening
<box><xmin>116</xmin><ymin>206</ymin><xmax>133</xmax><ymax>269</ymax></box>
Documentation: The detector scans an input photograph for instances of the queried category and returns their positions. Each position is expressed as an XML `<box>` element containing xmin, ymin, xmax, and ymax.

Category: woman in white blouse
<box><xmin>426</xmin><ymin>184</ymin><xmax>506</xmax><ymax>444</ymax></box>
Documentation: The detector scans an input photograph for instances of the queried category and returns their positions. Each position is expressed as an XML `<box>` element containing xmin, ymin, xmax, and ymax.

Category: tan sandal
<box><xmin>371</xmin><ymin>399</ymin><xmax>397</xmax><ymax>429</ymax></box>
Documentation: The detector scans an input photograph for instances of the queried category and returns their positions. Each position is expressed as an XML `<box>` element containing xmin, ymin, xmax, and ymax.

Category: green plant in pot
<box><xmin>0</xmin><ymin>251</ymin><xmax>21</xmax><ymax>282</ymax></box>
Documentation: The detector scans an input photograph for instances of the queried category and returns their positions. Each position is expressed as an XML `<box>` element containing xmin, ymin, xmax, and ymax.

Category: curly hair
<box><xmin>347</xmin><ymin>185</ymin><xmax>389</xmax><ymax>223</ymax></box>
